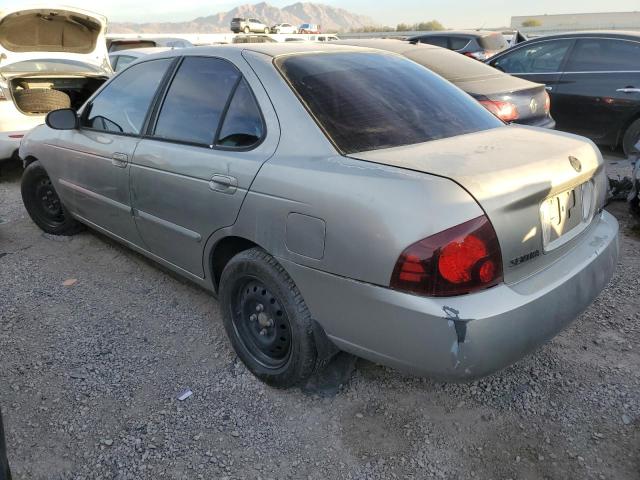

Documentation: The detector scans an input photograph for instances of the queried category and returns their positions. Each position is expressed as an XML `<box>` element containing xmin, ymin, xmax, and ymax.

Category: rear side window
<box><xmin>492</xmin><ymin>39</ymin><xmax>572</xmax><ymax>73</ymax></box>
<box><xmin>277</xmin><ymin>52</ymin><xmax>501</xmax><ymax>154</ymax></box>
<box><xmin>450</xmin><ymin>37</ymin><xmax>471</xmax><ymax>50</ymax></box>
<box><xmin>565</xmin><ymin>38</ymin><xmax>640</xmax><ymax>72</ymax></box>
<box><xmin>216</xmin><ymin>79</ymin><xmax>264</xmax><ymax>148</ymax></box>
<box><xmin>154</xmin><ymin>57</ymin><xmax>240</xmax><ymax>145</ymax></box>
<box><xmin>418</xmin><ymin>36</ymin><xmax>448</xmax><ymax>48</ymax></box>
<box><xmin>83</xmin><ymin>58</ymin><xmax>172</xmax><ymax>135</ymax></box>
<box><xmin>478</xmin><ymin>33</ymin><xmax>507</xmax><ymax>51</ymax></box>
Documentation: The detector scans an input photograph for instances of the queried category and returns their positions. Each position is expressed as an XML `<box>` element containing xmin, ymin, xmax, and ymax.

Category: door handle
<box><xmin>209</xmin><ymin>174</ymin><xmax>237</xmax><ymax>194</ymax></box>
<box><xmin>545</xmin><ymin>86</ymin><xmax>553</xmax><ymax>91</ymax></box>
<box><xmin>111</xmin><ymin>152</ymin><xmax>129</xmax><ymax>168</ymax></box>
<box><xmin>616</xmin><ymin>87</ymin><xmax>640</xmax><ymax>93</ymax></box>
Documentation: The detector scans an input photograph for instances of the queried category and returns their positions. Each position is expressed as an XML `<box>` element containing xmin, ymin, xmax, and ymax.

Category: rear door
<box><xmin>130</xmin><ymin>55</ymin><xmax>279</xmax><ymax>277</ymax></box>
<box><xmin>489</xmin><ymin>38</ymin><xmax>574</xmax><ymax>96</ymax></box>
<box><xmin>552</xmin><ymin>37</ymin><xmax>640</xmax><ymax>142</ymax></box>
<box><xmin>55</xmin><ymin>58</ymin><xmax>173</xmax><ymax>244</ymax></box>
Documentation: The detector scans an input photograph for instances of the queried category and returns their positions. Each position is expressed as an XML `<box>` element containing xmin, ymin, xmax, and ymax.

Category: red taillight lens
<box><xmin>544</xmin><ymin>91</ymin><xmax>551</xmax><ymax>114</ymax></box>
<box><xmin>464</xmin><ymin>51</ymin><xmax>488</xmax><ymax>61</ymax></box>
<box><xmin>390</xmin><ymin>216</ymin><xmax>503</xmax><ymax>297</ymax></box>
<box><xmin>478</xmin><ymin>100</ymin><xmax>519</xmax><ymax>122</ymax></box>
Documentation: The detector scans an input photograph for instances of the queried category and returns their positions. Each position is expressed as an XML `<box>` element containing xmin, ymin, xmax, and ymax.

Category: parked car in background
<box><xmin>271</xmin><ymin>23</ymin><xmax>298</xmax><ymax>34</ymax></box>
<box><xmin>19</xmin><ymin>43</ymin><xmax>617</xmax><ymax>388</ymax></box>
<box><xmin>231</xmin><ymin>18</ymin><xmax>269</xmax><ymax>34</ymax></box>
<box><xmin>311</xmin><ymin>34</ymin><xmax>339</xmax><ymax>42</ymax></box>
<box><xmin>0</xmin><ymin>5</ymin><xmax>111</xmax><ymax>162</ymax></box>
<box><xmin>488</xmin><ymin>31</ymin><xmax>640</xmax><ymax>155</ymax></box>
<box><xmin>502</xmin><ymin>30</ymin><xmax>528</xmax><ymax>47</ymax></box>
<box><xmin>109</xmin><ymin>47</ymin><xmax>170</xmax><ymax>72</ymax></box>
<box><xmin>408</xmin><ymin>30</ymin><xmax>507</xmax><ymax>60</ymax></box>
<box><xmin>336</xmin><ymin>39</ymin><xmax>554</xmax><ymax>127</ymax></box>
<box><xmin>299</xmin><ymin>23</ymin><xmax>321</xmax><ymax>34</ymax></box>
<box><xmin>232</xmin><ymin>35</ymin><xmax>276</xmax><ymax>44</ymax></box>
<box><xmin>107</xmin><ymin>37</ymin><xmax>193</xmax><ymax>52</ymax></box>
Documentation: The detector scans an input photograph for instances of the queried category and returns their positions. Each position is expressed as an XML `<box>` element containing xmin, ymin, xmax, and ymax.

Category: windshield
<box><xmin>277</xmin><ymin>52</ymin><xmax>501</xmax><ymax>154</ymax></box>
<box><xmin>0</xmin><ymin>59</ymin><xmax>108</xmax><ymax>75</ymax></box>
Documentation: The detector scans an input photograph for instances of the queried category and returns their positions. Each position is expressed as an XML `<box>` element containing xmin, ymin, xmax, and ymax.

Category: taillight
<box><xmin>390</xmin><ymin>215</ymin><xmax>503</xmax><ymax>297</ymax></box>
<box><xmin>464</xmin><ymin>51</ymin><xmax>488</xmax><ymax>61</ymax></box>
<box><xmin>544</xmin><ymin>91</ymin><xmax>551</xmax><ymax>114</ymax></box>
<box><xmin>478</xmin><ymin>99</ymin><xmax>519</xmax><ymax>122</ymax></box>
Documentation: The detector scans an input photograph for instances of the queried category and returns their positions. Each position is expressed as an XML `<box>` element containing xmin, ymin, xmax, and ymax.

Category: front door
<box><xmin>489</xmin><ymin>38</ymin><xmax>575</xmax><ymax>108</ymax></box>
<box><xmin>552</xmin><ymin>37</ymin><xmax>640</xmax><ymax>142</ymax></box>
<box><xmin>55</xmin><ymin>58</ymin><xmax>174</xmax><ymax>244</ymax></box>
<box><xmin>130</xmin><ymin>56</ymin><xmax>279</xmax><ymax>277</ymax></box>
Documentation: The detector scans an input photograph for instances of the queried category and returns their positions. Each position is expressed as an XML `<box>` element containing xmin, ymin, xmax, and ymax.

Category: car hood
<box><xmin>0</xmin><ymin>6</ymin><xmax>110</xmax><ymax>72</ymax></box>
<box><xmin>350</xmin><ymin>126</ymin><xmax>608</xmax><ymax>284</ymax></box>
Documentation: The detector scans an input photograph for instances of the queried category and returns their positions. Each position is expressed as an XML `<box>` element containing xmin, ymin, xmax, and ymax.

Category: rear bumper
<box><xmin>515</xmin><ymin>116</ymin><xmax>556</xmax><ymax>129</ymax></box>
<box><xmin>0</xmin><ymin>131</ymin><xmax>24</xmax><ymax>161</ymax></box>
<box><xmin>280</xmin><ymin>210</ymin><xmax>619</xmax><ymax>380</ymax></box>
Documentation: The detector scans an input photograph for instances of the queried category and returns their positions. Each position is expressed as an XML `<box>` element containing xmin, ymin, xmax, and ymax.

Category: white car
<box><xmin>271</xmin><ymin>23</ymin><xmax>298</xmax><ymax>34</ymax></box>
<box><xmin>0</xmin><ymin>5</ymin><xmax>111</xmax><ymax>161</ymax></box>
<box><xmin>109</xmin><ymin>47</ymin><xmax>171</xmax><ymax>72</ymax></box>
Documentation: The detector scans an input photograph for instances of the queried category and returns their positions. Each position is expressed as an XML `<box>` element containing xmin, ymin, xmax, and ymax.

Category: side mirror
<box><xmin>46</xmin><ymin>108</ymin><xmax>78</xmax><ymax>130</ymax></box>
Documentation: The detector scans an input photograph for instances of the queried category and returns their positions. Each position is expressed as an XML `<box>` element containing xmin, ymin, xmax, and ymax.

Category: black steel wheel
<box><xmin>21</xmin><ymin>161</ymin><xmax>83</xmax><ymax>235</ymax></box>
<box><xmin>219</xmin><ymin>248</ymin><xmax>327</xmax><ymax>388</ymax></box>
<box><xmin>232</xmin><ymin>279</ymin><xmax>292</xmax><ymax>368</ymax></box>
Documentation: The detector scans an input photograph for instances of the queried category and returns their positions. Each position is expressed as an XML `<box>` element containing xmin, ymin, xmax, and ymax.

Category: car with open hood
<box><xmin>0</xmin><ymin>5</ymin><xmax>111</xmax><ymax>162</ymax></box>
<box><xmin>18</xmin><ymin>44</ymin><xmax>618</xmax><ymax>387</ymax></box>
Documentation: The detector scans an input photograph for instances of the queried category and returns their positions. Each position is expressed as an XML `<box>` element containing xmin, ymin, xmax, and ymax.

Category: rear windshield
<box><xmin>109</xmin><ymin>40</ymin><xmax>156</xmax><ymax>52</ymax></box>
<box><xmin>479</xmin><ymin>33</ymin><xmax>507</xmax><ymax>51</ymax></box>
<box><xmin>276</xmin><ymin>52</ymin><xmax>501</xmax><ymax>154</ymax></box>
<box><xmin>232</xmin><ymin>18</ymin><xmax>244</xmax><ymax>21</ymax></box>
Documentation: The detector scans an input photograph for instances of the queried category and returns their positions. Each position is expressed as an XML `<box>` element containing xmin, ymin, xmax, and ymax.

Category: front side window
<box><xmin>277</xmin><ymin>52</ymin><xmax>501</xmax><ymax>154</ymax></box>
<box><xmin>565</xmin><ymin>38</ymin><xmax>640</xmax><ymax>72</ymax></box>
<box><xmin>492</xmin><ymin>39</ymin><xmax>572</xmax><ymax>73</ymax></box>
<box><xmin>154</xmin><ymin>57</ymin><xmax>240</xmax><ymax>145</ymax></box>
<box><xmin>216</xmin><ymin>79</ymin><xmax>264</xmax><ymax>148</ymax></box>
<box><xmin>82</xmin><ymin>58</ymin><xmax>172</xmax><ymax>135</ymax></box>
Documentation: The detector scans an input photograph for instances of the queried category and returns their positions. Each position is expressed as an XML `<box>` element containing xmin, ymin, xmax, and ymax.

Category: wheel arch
<box><xmin>210</xmin><ymin>235</ymin><xmax>261</xmax><ymax>293</ymax></box>
<box><xmin>22</xmin><ymin>155</ymin><xmax>39</xmax><ymax>168</ymax></box>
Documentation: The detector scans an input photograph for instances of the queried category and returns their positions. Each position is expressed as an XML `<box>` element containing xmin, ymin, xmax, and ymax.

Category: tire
<box><xmin>13</xmin><ymin>89</ymin><xmax>71</xmax><ymax>114</ymax></box>
<box><xmin>622</xmin><ymin>118</ymin><xmax>640</xmax><ymax>157</ymax></box>
<box><xmin>219</xmin><ymin>248</ymin><xmax>320</xmax><ymax>388</ymax></box>
<box><xmin>21</xmin><ymin>161</ymin><xmax>82</xmax><ymax>235</ymax></box>
<box><xmin>243</xmin><ymin>26</ymin><xmax>250</xmax><ymax>34</ymax></box>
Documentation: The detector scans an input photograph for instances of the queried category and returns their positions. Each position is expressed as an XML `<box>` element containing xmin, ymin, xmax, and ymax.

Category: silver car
<box><xmin>19</xmin><ymin>44</ymin><xmax>619</xmax><ymax>388</ymax></box>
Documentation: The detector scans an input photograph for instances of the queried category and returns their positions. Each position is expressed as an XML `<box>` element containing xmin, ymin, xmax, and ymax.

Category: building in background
<box><xmin>511</xmin><ymin>11</ymin><xmax>640</xmax><ymax>36</ymax></box>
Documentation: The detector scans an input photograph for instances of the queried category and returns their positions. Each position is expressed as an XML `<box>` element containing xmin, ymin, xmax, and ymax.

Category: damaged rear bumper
<box><xmin>279</xmin><ymin>210</ymin><xmax>619</xmax><ymax>380</ymax></box>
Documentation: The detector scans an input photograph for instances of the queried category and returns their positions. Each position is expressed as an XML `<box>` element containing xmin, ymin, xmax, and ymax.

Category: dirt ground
<box><xmin>1</xmin><ymin>157</ymin><xmax>639</xmax><ymax>480</ymax></box>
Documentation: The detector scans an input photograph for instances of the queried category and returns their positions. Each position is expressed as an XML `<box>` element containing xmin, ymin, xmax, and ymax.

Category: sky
<box><xmin>1</xmin><ymin>0</ymin><xmax>639</xmax><ymax>28</ymax></box>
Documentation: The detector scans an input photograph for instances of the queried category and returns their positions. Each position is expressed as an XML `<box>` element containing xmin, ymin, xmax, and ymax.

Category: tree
<box><xmin>396</xmin><ymin>20</ymin><xmax>444</xmax><ymax>32</ymax></box>
<box><xmin>521</xmin><ymin>19</ymin><xmax>542</xmax><ymax>27</ymax></box>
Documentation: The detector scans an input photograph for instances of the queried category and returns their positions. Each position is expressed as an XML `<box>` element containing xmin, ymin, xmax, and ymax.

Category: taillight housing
<box><xmin>390</xmin><ymin>215</ymin><xmax>503</xmax><ymax>297</ymax></box>
<box><xmin>543</xmin><ymin>90</ymin><xmax>551</xmax><ymax>114</ymax></box>
<box><xmin>479</xmin><ymin>99</ymin><xmax>519</xmax><ymax>122</ymax></box>
<box><xmin>464</xmin><ymin>51</ymin><xmax>488</xmax><ymax>61</ymax></box>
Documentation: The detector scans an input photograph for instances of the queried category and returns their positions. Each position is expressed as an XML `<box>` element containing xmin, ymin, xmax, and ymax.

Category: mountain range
<box><xmin>109</xmin><ymin>2</ymin><xmax>375</xmax><ymax>33</ymax></box>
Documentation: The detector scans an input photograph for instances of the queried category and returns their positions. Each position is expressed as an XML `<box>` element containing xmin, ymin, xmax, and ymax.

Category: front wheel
<box><xmin>622</xmin><ymin>118</ymin><xmax>640</xmax><ymax>157</ymax></box>
<box><xmin>219</xmin><ymin>248</ymin><xmax>321</xmax><ymax>388</ymax></box>
<box><xmin>21</xmin><ymin>161</ymin><xmax>82</xmax><ymax>235</ymax></box>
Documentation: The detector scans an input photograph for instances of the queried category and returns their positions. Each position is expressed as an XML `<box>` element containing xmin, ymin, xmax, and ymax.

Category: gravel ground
<box><xmin>1</xmin><ymin>155</ymin><xmax>639</xmax><ymax>480</ymax></box>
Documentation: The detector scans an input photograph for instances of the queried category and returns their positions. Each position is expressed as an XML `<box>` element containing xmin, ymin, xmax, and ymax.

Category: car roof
<box><xmin>177</xmin><ymin>43</ymin><xmax>377</xmax><ymax>58</ymax></box>
<box><xmin>112</xmin><ymin>47</ymin><xmax>172</xmax><ymax>56</ymax></box>
<box><xmin>410</xmin><ymin>30</ymin><xmax>500</xmax><ymax>38</ymax></box>
<box><xmin>520</xmin><ymin>30</ymin><xmax>640</xmax><ymax>41</ymax></box>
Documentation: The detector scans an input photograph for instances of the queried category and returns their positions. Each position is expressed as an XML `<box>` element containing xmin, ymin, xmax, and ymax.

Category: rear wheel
<box><xmin>622</xmin><ymin>118</ymin><xmax>640</xmax><ymax>157</ymax></box>
<box><xmin>219</xmin><ymin>248</ymin><xmax>320</xmax><ymax>388</ymax></box>
<box><xmin>21</xmin><ymin>161</ymin><xmax>82</xmax><ymax>235</ymax></box>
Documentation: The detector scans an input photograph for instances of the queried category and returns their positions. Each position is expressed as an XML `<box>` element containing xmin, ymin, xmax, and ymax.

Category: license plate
<box><xmin>540</xmin><ymin>182</ymin><xmax>593</xmax><ymax>250</ymax></box>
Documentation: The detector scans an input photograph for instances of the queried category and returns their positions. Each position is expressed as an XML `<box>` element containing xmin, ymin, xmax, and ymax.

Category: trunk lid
<box><xmin>0</xmin><ymin>6</ymin><xmax>110</xmax><ymax>73</ymax></box>
<box><xmin>350</xmin><ymin>126</ymin><xmax>608</xmax><ymax>284</ymax></box>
